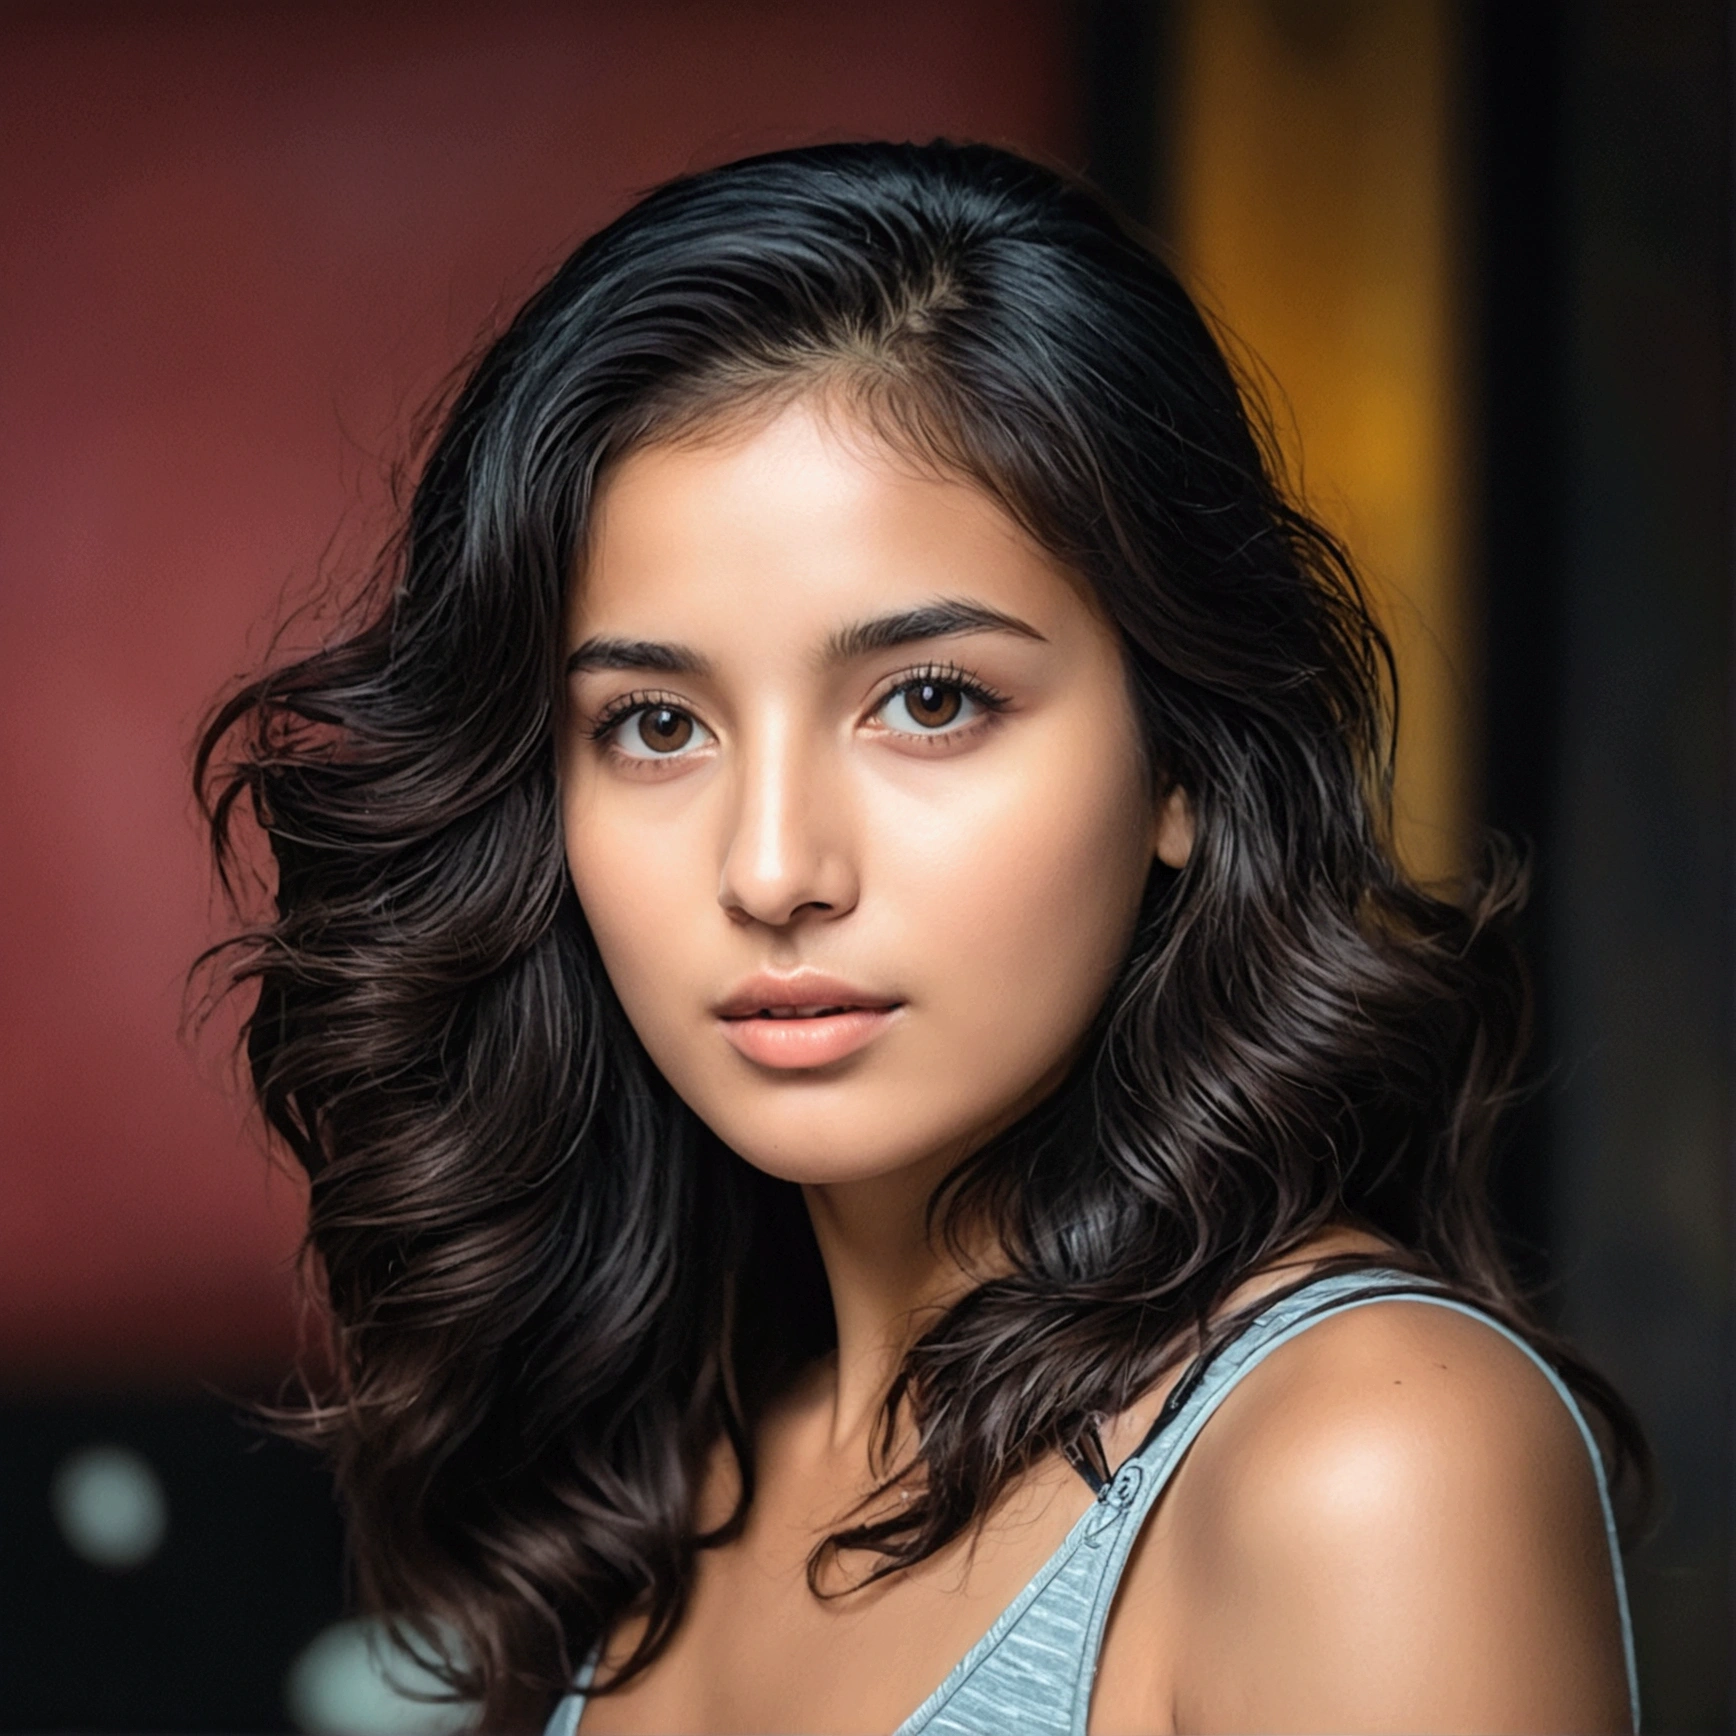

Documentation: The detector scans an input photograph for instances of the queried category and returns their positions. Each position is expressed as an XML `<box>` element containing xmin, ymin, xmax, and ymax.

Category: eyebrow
<box><xmin>564</xmin><ymin>637</ymin><xmax>711</xmax><ymax>677</ymax></box>
<box><xmin>821</xmin><ymin>599</ymin><xmax>1045</xmax><ymax>663</ymax></box>
<box><xmin>564</xmin><ymin>597</ymin><xmax>1044</xmax><ymax>680</ymax></box>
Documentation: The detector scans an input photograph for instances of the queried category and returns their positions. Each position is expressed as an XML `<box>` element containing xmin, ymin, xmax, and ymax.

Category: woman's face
<box><xmin>560</xmin><ymin>395</ymin><xmax>1189</xmax><ymax>1188</ymax></box>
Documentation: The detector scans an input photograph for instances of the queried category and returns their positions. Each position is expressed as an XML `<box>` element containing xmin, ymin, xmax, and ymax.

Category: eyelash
<box><xmin>871</xmin><ymin>662</ymin><xmax>1010</xmax><ymax>729</ymax></box>
<box><xmin>587</xmin><ymin>688</ymin><xmax>690</xmax><ymax>741</ymax></box>
<box><xmin>585</xmin><ymin>664</ymin><xmax>1010</xmax><ymax>749</ymax></box>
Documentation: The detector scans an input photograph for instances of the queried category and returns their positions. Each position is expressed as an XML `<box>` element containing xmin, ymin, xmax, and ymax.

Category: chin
<box><xmin>705</xmin><ymin>1108</ymin><xmax>974</xmax><ymax>1189</ymax></box>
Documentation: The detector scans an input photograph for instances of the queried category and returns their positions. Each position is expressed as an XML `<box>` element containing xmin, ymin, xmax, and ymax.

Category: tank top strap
<box><xmin>902</xmin><ymin>1271</ymin><xmax>1474</xmax><ymax>1736</ymax></box>
<box><xmin>1071</xmin><ymin>1268</ymin><xmax>1638</xmax><ymax>1735</ymax></box>
<box><xmin>543</xmin><ymin>1646</ymin><xmax>597</xmax><ymax>1736</ymax></box>
<box><xmin>1122</xmin><ymin>1268</ymin><xmax>1451</xmax><ymax>1489</ymax></box>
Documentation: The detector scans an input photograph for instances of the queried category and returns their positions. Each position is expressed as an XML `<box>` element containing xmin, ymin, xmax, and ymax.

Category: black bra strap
<box><xmin>1063</xmin><ymin>1426</ymin><xmax>1111</xmax><ymax>1495</ymax></box>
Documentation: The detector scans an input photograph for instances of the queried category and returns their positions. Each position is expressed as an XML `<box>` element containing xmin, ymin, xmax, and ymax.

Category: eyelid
<box><xmin>586</xmin><ymin>687</ymin><xmax>698</xmax><ymax>740</ymax></box>
<box><xmin>868</xmin><ymin>661</ymin><xmax>1010</xmax><ymax>740</ymax></box>
<box><xmin>869</xmin><ymin>660</ymin><xmax>1009</xmax><ymax>715</ymax></box>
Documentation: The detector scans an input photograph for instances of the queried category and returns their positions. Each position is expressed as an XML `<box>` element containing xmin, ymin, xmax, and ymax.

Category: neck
<box><xmin>801</xmin><ymin>1152</ymin><xmax>994</xmax><ymax>1454</ymax></box>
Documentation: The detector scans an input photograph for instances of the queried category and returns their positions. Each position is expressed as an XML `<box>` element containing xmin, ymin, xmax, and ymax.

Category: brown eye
<box><xmin>612</xmin><ymin>703</ymin><xmax>710</xmax><ymax>760</ymax></box>
<box><xmin>640</xmin><ymin>706</ymin><xmax>693</xmax><ymax>751</ymax></box>
<box><xmin>909</xmin><ymin>683</ymin><xmax>965</xmax><ymax>725</ymax></box>
<box><xmin>899</xmin><ymin>681</ymin><xmax>963</xmax><ymax>729</ymax></box>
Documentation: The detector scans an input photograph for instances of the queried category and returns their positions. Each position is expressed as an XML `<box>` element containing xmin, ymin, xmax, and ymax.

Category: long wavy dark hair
<box><xmin>196</xmin><ymin>140</ymin><xmax>1643</xmax><ymax>1725</ymax></box>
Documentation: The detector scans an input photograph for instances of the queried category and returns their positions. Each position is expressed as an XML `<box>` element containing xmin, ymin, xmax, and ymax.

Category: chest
<box><xmin>575</xmin><ymin>1453</ymin><xmax>1183</xmax><ymax>1736</ymax></box>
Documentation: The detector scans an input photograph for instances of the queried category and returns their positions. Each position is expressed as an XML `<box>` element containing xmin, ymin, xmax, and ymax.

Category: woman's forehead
<box><xmin>570</xmin><ymin>396</ymin><xmax>1087</xmax><ymax>659</ymax></box>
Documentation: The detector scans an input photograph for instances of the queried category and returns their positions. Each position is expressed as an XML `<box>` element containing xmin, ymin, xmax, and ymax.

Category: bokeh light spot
<box><xmin>50</xmin><ymin>1444</ymin><xmax>169</xmax><ymax>1571</ymax></box>
<box><xmin>285</xmin><ymin>1618</ymin><xmax>476</xmax><ymax>1735</ymax></box>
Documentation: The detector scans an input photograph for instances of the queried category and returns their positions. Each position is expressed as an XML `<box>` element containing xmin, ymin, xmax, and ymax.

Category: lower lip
<box><xmin>719</xmin><ymin>1007</ymin><xmax>900</xmax><ymax>1069</ymax></box>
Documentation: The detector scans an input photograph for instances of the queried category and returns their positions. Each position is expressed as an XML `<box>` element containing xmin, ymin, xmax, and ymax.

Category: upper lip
<box><xmin>713</xmin><ymin>972</ymin><xmax>902</xmax><ymax>1019</ymax></box>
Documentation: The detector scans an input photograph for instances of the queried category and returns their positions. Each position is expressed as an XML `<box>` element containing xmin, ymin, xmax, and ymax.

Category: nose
<box><xmin>717</xmin><ymin>718</ymin><xmax>858</xmax><ymax>928</ymax></box>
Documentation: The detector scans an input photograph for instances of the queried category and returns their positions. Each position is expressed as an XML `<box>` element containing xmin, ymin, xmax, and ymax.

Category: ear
<box><xmin>1153</xmin><ymin>783</ymin><xmax>1194</xmax><ymax>870</ymax></box>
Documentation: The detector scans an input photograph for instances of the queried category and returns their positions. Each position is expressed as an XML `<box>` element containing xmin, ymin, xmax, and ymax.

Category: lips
<box><xmin>714</xmin><ymin>973</ymin><xmax>903</xmax><ymax>1069</ymax></box>
<box><xmin>713</xmin><ymin>973</ymin><xmax>899</xmax><ymax>1020</ymax></box>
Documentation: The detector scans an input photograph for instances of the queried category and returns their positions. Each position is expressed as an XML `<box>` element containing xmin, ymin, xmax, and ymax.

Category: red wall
<box><xmin>0</xmin><ymin>1</ymin><xmax>1081</xmax><ymax>1388</ymax></box>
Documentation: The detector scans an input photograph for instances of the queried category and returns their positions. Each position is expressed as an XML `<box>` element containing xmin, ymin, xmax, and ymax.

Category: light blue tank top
<box><xmin>545</xmin><ymin>1270</ymin><xmax>1640</xmax><ymax>1735</ymax></box>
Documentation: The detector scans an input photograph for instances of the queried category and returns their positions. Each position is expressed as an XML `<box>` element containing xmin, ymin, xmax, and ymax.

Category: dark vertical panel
<box><xmin>1552</xmin><ymin>6</ymin><xmax>1731</xmax><ymax>1722</ymax></box>
<box><xmin>1471</xmin><ymin>1</ymin><xmax>1567</xmax><ymax>1289</ymax></box>
<box><xmin>1079</xmin><ymin>0</ymin><xmax>1169</xmax><ymax>225</ymax></box>
<box><xmin>1478</xmin><ymin>2</ymin><xmax>1732</xmax><ymax>1726</ymax></box>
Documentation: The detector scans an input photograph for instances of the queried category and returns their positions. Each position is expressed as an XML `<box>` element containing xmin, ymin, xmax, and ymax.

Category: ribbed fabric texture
<box><xmin>545</xmin><ymin>1270</ymin><xmax>1639</xmax><ymax>1736</ymax></box>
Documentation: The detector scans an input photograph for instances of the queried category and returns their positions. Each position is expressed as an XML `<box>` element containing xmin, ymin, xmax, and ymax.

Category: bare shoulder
<box><xmin>1199</xmin><ymin>1298</ymin><xmax>1600</xmax><ymax>1528</ymax></box>
<box><xmin>1099</xmin><ymin>1298</ymin><xmax>1632</xmax><ymax>1734</ymax></box>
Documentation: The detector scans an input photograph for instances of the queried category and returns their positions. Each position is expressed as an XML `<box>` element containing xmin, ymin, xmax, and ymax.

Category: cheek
<box><xmin>881</xmin><ymin>733</ymin><xmax>1153</xmax><ymax>1065</ymax></box>
<box><xmin>561</xmin><ymin>785</ymin><xmax>699</xmax><ymax>1035</ymax></box>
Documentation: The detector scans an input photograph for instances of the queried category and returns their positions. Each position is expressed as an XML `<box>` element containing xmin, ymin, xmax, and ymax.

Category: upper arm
<box><xmin>1159</xmin><ymin>1302</ymin><xmax>1630</xmax><ymax>1734</ymax></box>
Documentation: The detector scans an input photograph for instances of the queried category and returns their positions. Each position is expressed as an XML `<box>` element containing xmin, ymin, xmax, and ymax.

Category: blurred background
<box><xmin>0</xmin><ymin>1</ymin><xmax>1727</xmax><ymax>1728</ymax></box>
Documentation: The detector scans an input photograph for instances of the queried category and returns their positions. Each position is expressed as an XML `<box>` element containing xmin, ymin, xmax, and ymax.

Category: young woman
<box><xmin>200</xmin><ymin>142</ymin><xmax>1642</xmax><ymax>1732</ymax></box>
